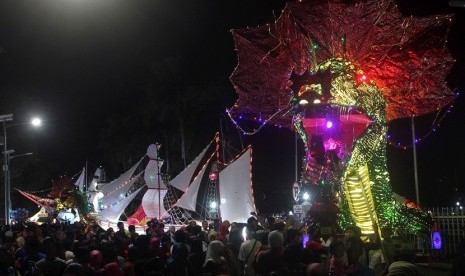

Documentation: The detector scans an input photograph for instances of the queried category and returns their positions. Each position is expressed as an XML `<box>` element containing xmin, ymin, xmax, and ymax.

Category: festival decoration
<box><xmin>10</xmin><ymin>208</ymin><xmax>29</xmax><ymax>224</ymax></box>
<box><xmin>229</xmin><ymin>0</ymin><xmax>456</xmax><ymax>234</ymax></box>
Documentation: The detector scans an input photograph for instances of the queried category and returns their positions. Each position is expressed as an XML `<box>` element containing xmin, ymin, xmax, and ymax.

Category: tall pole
<box><xmin>156</xmin><ymin>143</ymin><xmax>161</xmax><ymax>218</ymax></box>
<box><xmin>411</xmin><ymin>116</ymin><xmax>420</xmax><ymax>205</ymax></box>
<box><xmin>295</xmin><ymin>132</ymin><xmax>298</xmax><ymax>183</ymax></box>
<box><xmin>3</xmin><ymin>121</ymin><xmax>8</xmax><ymax>225</ymax></box>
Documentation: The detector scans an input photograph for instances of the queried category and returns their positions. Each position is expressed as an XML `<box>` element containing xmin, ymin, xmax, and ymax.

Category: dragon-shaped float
<box><xmin>228</xmin><ymin>0</ymin><xmax>457</xmax><ymax>235</ymax></box>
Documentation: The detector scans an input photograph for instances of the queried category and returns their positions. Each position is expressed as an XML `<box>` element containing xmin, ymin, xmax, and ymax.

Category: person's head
<box><xmin>329</xmin><ymin>240</ymin><xmax>345</xmax><ymax>258</ymax></box>
<box><xmin>202</xmin><ymin>220</ymin><xmax>209</xmax><ymax>230</ymax></box>
<box><xmin>344</xmin><ymin>226</ymin><xmax>361</xmax><ymax>239</ymax></box>
<box><xmin>174</xmin><ymin>229</ymin><xmax>187</xmax><ymax>243</ymax></box>
<box><xmin>346</xmin><ymin>237</ymin><xmax>364</xmax><ymax>265</ymax></box>
<box><xmin>306</xmin><ymin>263</ymin><xmax>324</xmax><ymax>276</ymax></box>
<box><xmin>63</xmin><ymin>263</ymin><xmax>85</xmax><ymax>276</ymax></box>
<box><xmin>387</xmin><ymin>261</ymin><xmax>421</xmax><ymax>276</ymax></box>
<box><xmin>247</xmin><ymin>216</ymin><xmax>258</xmax><ymax>226</ymax></box>
<box><xmin>65</xmin><ymin>250</ymin><xmax>75</xmax><ymax>261</ymax></box>
<box><xmin>381</xmin><ymin>227</ymin><xmax>393</xmax><ymax>240</ymax></box>
<box><xmin>168</xmin><ymin>226</ymin><xmax>176</xmax><ymax>233</ymax></box>
<box><xmin>222</xmin><ymin>220</ymin><xmax>230</xmax><ymax>229</ymax></box>
<box><xmin>268</xmin><ymin>230</ymin><xmax>284</xmax><ymax>249</ymax></box>
<box><xmin>42</xmin><ymin>237</ymin><xmax>58</xmax><ymax>258</ymax></box>
<box><xmin>256</xmin><ymin>230</ymin><xmax>269</xmax><ymax>245</ymax></box>
<box><xmin>266</xmin><ymin>216</ymin><xmax>275</xmax><ymax>227</ymax></box>
<box><xmin>128</xmin><ymin>225</ymin><xmax>136</xmax><ymax>234</ymax></box>
<box><xmin>16</xmin><ymin>237</ymin><xmax>25</xmax><ymax>248</ymax></box>
<box><xmin>205</xmin><ymin>240</ymin><xmax>224</xmax><ymax>264</ymax></box>
<box><xmin>117</xmin><ymin>222</ymin><xmax>124</xmax><ymax>231</ymax></box>
<box><xmin>285</xmin><ymin>228</ymin><xmax>302</xmax><ymax>245</ymax></box>
<box><xmin>90</xmin><ymin>250</ymin><xmax>103</xmax><ymax>269</ymax></box>
<box><xmin>189</xmin><ymin>220</ymin><xmax>197</xmax><ymax>227</ymax></box>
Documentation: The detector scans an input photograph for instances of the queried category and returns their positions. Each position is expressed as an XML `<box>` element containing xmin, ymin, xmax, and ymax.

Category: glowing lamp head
<box><xmin>303</xmin><ymin>192</ymin><xmax>310</xmax><ymax>200</ymax></box>
<box><xmin>326</xmin><ymin>121</ymin><xmax>333</xmax><ymax>129</ymax></box>
<box><xmin>313</xmin><ymin>99</ymin><xmax>321</xmax><ymax>104</ymax></box>
<box><xmin>209</xmin><ymin>171</ymin><xmax>218</xmax><ymax>181</ymax></box>
<box><xmin>209</xmin><ymin>201</ymin><xmax>217</xmax><ymax>209</ymax></box>
<box><xmin>31</xmin><ymin>117</ymin><xmax>42</xmax><ymax>127</ymax></box>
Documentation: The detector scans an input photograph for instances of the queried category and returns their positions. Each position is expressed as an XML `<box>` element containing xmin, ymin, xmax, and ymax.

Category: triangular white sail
<box><xmin>99</xmin><ymin>171</ymin><xmax>143</xmax><ymax>207</ymax></box>
<box><xmin>219</xmin><ymin>148</ymin><xmax>256</xmax><ymax>223</ymax></box>
<box><xmin>169</xmin><ymin>142</ymin><xmax>211</xmax><ymax>192</ymax></box>
<box><xmin>173</xmin><ymin>153</ymin><xmax>213</xmax><ymax>212</ymax></box>
<box><xmin>101</xmin><ymin>158</ymin><xmax>143</xmax><ymax>195</ymax></box>
<box><xmin>99</xmin><ymin>187</ymin><xmax>143</xmax><ymax>223</ymax></box>
<box><xmin>74</xmin><ymin>168</ymin><xmax>85</xmax><ymax>192</ymax></box>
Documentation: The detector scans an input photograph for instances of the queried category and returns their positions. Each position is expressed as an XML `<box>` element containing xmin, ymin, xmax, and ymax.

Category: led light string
<box><xmin>226</xmin><ymin>106</ymin><xmax>291</xmax><ymax>136</ymax></box>
<box><xmin>387</xmin><ymin>91</ymin><xmax>460</xmax><ymax>149</ymax></box>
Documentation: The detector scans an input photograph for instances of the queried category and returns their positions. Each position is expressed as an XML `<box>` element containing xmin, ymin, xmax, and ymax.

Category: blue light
<box><xmin>432</xmin><ymin>231</ymin><xmax>442</xmax><ymax>250</ymax></box>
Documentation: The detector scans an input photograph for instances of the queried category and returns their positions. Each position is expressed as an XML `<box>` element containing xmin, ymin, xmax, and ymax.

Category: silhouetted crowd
<box><xmin>0</xmin><ymin>216</ymin><xmax>428</xmax><ymax>276</ymax></box>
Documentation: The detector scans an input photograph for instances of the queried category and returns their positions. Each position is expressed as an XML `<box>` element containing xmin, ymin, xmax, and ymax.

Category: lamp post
<box><xmin>1</xmin><ymin>114</ymin><xmax>13</xmax><ymax>225</ymax></box>
<box><xmin>1</xmin><ymin>114</ymin><xmax>41</xmax><ymax>225</ymax></box>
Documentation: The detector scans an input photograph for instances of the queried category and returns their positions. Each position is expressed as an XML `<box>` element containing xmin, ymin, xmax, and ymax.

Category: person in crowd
<box><xmin>228</xmin><ymin>223</ymin><xmax>244</xmax><ymax>257</ymax></box>
<box><xmin>254</xmin><ymin>230</ymin><xmax>286</xmax><ymax>275</ymax></box>
<box><xmin>238</xmin><ymin>225</ymin><xmax>262</xmax><ymax>276</ymax></box>
<box><xmin>344</xmin><ymin>226</ymin><xmax>367</xmax><ymax>265</ymax></box>
<box><xmin>188</xmin><ymin>238</ymin><xmax>206</xmax><ymax>275</ymax></box>
<box><xmin>35</xmin><ymin>237</ymin><xmax>67</xmax><ymax>276</ymax></box>
<box><xmin>127</xmin><ymin>225</ymin><xmax>139</xmax><ymax>243</ymax></box>
<box><xmin>346</xmin><ymin>237</ymin><xmax>374</xmax><ymax>276</ymax></box>
<box><xmin>202</xmin><ymin>240</ymin><xmax>229</xmax><ymax>275</ymax></box>
<box><xmin>186</xmin><ymin>220</ymin><xmax>202</xmax><ymax>238</ymax></box>
<box><xmin>63</xmin><ymin>262</ymin><xmax>85</xmax><ymax>276</ymax></box>
<box><xmin>114</xmin><ymin>222</ymin><xmax>129</xmax><ymax>240</ymax></box>
<box><xmin>217</xmin><ymin>220</ymin><xmax>230</xmax><ymax>243</ymax></box>
<box><xmin>265</xmin><ymin>217</ymin><xmax>276</xmax><ymax>231</ymax></box>
<box><xmin>386</xmin><ymin>261</ymin><xmax>422</xmax><ymax>276</ymax></box>
<box><xmin>284</xmin><ymin>228</ymin><xmax>307</xmax><ymax>273</ymax></box>
<box><xmin>89</xmin><ymin>250</ymin><xmax>103</xmax><ymax>271</ymax></box>
<box><xmin>167</xmin><ymin>229</ymin><xmax>189</xmax><ymax>276</ymax></box>
<box><xmin>328</xmin><ymin>240</ymin><xmax>347</xmax><ymax>276</ymax></box>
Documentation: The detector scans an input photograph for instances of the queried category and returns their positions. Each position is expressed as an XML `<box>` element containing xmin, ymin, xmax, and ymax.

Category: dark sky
<box><xmin>0</xmin><ymin>0</ymin><xmax>464</xmax><ymax>212</ymax></box>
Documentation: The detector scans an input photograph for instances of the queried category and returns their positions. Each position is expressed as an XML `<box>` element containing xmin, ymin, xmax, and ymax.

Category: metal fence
<box><xmin>428</xmin><ymin>207</ymin><xmax>465</xmax><ymax>257</ymax></box>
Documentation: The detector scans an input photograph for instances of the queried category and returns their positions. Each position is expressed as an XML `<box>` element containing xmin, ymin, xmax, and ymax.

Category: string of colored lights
<box><xmin>387</xmin><ymin>91</ymin><xmax>460</xmax><ymax>149</ymax></box>
<box><xmin>225</xmin><ymin>106</ymin><xmax>291</xmax><ymax>136</ymax></box>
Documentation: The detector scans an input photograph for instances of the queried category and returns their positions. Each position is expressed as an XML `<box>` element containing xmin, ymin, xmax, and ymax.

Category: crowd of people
<box><xmin>0</xmin><ymin>215</ymin><xmax>426</xmax><ymax>276</ymax></box>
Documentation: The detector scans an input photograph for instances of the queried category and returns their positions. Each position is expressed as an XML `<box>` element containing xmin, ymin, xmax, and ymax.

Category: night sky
<box><xmin>0</xmin><ymin>0</ymin><xmax>464</xmax><ymax>213</ymax></box>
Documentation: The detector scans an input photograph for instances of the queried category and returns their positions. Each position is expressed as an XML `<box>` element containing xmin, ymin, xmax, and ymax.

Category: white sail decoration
<box><xmin>101</xmin><ymin>158</ymin><xmax>143</xmax><ymax>195</ymax></box>
<box><xmin>99</xmin><ymin>187</ymin><xmax>143</xmax><ymax>223</ymax></box>
<box><xmin>99</xmin><ymin>171</ymin><xmax>143</xmax><ymax>207</ymax></box>
<box><xmin>88</xmin><ymin>168</ymin><xmax>103</xmax><ymax>192</ymax></box>
<box><xmin>173</xmin><ymin>153</ymin><xmax>212</xmax><ymax>212</ymax></box>
<box><xmin>74</xmin><ymin>168</ymin><xmax>85</xmax><ymax>192</ymax></box>
<box><xmin>219</xmin><ymin>148</ymin><xmax>256</xmax><ymax>223</ymax></box>
<box><xmin>169</xmin><ymin>142</ymin><xmax>211</xmax><ymax>192</ymax></box>
<box><xmin>145</xmin><ymin>159</ymin><xmax>165</xmax><ymax>189</ymax></box>
<box><xmin>142</xmin><ymin>189</ymin><xmax>169</xmax><ymax>218</ymax></box>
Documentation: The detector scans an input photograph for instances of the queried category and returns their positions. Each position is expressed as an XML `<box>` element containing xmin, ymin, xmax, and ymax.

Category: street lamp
<box><xmin>1</xmin><ymin>114</ymin><xmax>41</xmax><ymax>225</ymax></box>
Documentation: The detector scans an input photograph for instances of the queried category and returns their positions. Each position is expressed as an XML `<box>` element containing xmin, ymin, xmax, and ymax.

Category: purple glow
<box><xmin>432</xmin><ymin>231</ymin><xmax>442</xmax><ymax>250</ymax></box>
<box><xmin>326</xmin><ymin>121</ymin><xmax>333</xmax><ymax>129</ymax></box>
<box><xmin>239</xmin><ymin>115</ymin><xmax>243</xmax><ymax>119</ymax></box>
